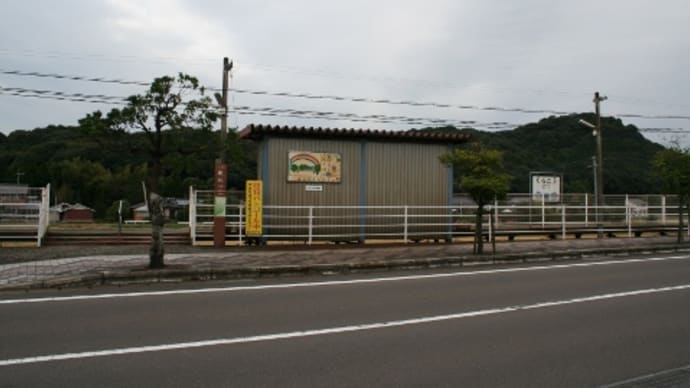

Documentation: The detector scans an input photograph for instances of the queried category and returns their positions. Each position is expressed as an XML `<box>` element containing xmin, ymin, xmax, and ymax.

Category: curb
<box><xmin>2</xmin><ymin>243</ymin><xmax>690</xmax><ymax>291</ymax></box>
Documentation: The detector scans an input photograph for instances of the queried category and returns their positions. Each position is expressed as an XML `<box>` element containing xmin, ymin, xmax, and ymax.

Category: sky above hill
<box><xmin>1</xmin><ymin>0</ymin><xmax>689</xmax><ymax>145</ymax></box>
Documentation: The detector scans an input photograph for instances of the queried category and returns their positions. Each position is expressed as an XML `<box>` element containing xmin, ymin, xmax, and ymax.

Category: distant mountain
<box><xmin>0</xmin><ymin>113</ymin><xmax>667</xmax><ymax>219</ymax></box>
<box><xmin>414</xmin><ymin>114</ymin><xmax>665</xmax><ymax>194</ymax></box>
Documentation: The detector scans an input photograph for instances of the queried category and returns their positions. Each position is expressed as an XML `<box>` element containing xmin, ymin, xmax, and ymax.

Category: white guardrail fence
<box><xmin>189</xmin><ymin>190</ymin><xmax>687</xmax><ymax>246</ymax></box>
<box><xmin>0</xmin><ymin>184</ymin><xmax>50</xmax><ymax>247</ymax></box>
<box><xmin>2</xmin><ymin>187</ymin><xmax>683</xmax><ymax>248</ymax></box>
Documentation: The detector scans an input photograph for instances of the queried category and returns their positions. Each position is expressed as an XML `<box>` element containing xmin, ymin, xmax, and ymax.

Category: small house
<box><xmin>50</xmin><ymin>203</ymin><xmax>95</xmax><ymax>222</ymax></box>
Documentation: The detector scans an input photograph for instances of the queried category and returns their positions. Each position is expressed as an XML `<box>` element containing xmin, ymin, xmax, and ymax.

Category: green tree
<box><xmin>51</xmin><ymin>158</ymin><xmax>113</xmax><ymax>216</ymax></box>
<box><xmin>107</xmin><ymin>73</ymin><xmax>218</xmax><ymax>268</ymax></box>
<box><xmin>653</xmin><ymin>147</ymin><xmax>690</xmax><ymax>242</ymax></box>
<box><xmin>440</xmin><ymin>144</ymin><xmax>511</xmax><ymax>254</ymax></box>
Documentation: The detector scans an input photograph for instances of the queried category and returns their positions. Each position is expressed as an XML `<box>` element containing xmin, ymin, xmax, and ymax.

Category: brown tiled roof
<box><xmin>238</xmin><ymin>124</ymin><xmax>470</xmax><ymax>143</ymax></box>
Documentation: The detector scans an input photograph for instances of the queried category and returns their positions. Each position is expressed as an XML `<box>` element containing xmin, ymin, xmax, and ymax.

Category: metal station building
<box><xmin>238</xmin><ymin>124</ymin><xmax>470</xmax><ymax>242</ymax></box>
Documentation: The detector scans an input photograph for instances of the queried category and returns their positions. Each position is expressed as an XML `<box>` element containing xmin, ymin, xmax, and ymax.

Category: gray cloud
<box><xmin>1</xmin><ymin>0</ymin><xmax>689</xmax><ymax>145</ymax></box>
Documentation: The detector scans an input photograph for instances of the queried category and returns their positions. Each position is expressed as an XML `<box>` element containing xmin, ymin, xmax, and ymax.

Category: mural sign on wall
<box><xmin>287</xmin><ymin>151</ymin><xmax>341</xmax><ymax>183</ymax></box>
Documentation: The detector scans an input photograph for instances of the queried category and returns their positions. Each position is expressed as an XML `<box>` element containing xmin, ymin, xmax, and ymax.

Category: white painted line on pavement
<box><xmin>1</xmin><ymin>254</ymin><xmax>689</xmax><ymax>305</ymax></box>
<box><xmin>599</xmin><ymin>364</ymin><xmax>690</xmax><ymax>387</ymax></box>
<box><xmin>1</xmin><ymin>283</ymin><xmax>689</xmax><ymax>367</ymax></box>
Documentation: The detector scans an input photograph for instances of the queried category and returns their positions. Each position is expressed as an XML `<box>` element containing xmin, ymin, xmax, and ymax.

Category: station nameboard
<box><xmin>530</xmin><ymin>172</ymin><xmax>562</xmax><ymax>202</ymax></box>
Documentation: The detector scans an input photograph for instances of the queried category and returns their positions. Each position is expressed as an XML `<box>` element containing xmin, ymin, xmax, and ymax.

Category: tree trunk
<box><xmin>147</xmin><ymin>154</ymin><xmax>165</xmax><ymax>269</ymax></box>
<box><xmin>475</xmin><ymin>205</ymin><xmax>484</xmax><ymax>255</ymax></box>
<box><xmin>148</xmin><ymin>192</ymin><xmax>165</xmax><ymax>269</ymax></box>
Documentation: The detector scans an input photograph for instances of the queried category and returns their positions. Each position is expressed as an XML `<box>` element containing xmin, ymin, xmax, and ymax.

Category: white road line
<box><xmin>1</xmin><ymin>283</ymin><xmax>689</xmax><ymax>367</ymax></box>
<box><xmin>599</xmin><ymin>364</ymin><xmax>690</xmax><ymax>387</ymax></box>
<box><xmin>1</xmin><ymin>254</ymin><xmax>689</xmax><ymax>305</ymax></box>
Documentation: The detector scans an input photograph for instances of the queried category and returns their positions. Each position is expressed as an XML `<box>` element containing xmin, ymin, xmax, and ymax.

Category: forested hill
<box><xmin>0</xmin><ymin>113</ymin><xmax>666</xmax><ymax>218</ymax></box>
<box><xmin>416</xmin><ymin>114</ymin><xmax>665</xmax><ymax>194</ymax></box>
<box><xmin>0</xmin><ymin>122</ymin><xmax>257</xmax><ymax>217</ymax></box>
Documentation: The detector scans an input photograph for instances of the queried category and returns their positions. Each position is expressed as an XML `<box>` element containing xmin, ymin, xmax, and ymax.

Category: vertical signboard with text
<box><xmin>213</xmin><ymin>161</ymin><xmax>228</xmax><ymax>247</ymax></box>
<box><xmin>245</xmin><ymin>180</ymin><xmax>263</xmax><ymax>237</ymax></box>
<box><xmin>214</xmin><ymin>162</ymin><xmax>228</xmax><ymax>216</ymax></box>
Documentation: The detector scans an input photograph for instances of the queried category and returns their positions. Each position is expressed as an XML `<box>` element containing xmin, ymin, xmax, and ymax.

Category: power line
<box><xmin>3</xmin><ymin>84</ymin><xmax>690</xmax><ymax>134</ymax></box>
<box><xmin>4</xmin><ymin>68</ymin><xmax>690</xmax><ymax>121</ymax></box>
<box><xmin>0</xmin><ymin>48</ymin><xmax>216</xmax><ymax>66</ymax></box>
<box><xmin>3</xmin><ymin>48</ymin><xmax>689</xmax><ymax>110</ymax></box>
<box><xmin>0</xmin><ymin>69</ymin><xmax>149</xmax><ymax>86</ymax></box>
<box><xmin>0</xmin><ymin>86</ymin><xmax>127</xmax><ymax>105</ymax></box>
<box><xmin>1</xmin><ymin>68</ymin><xmax>570</xmax><ymax>115</ymax></box>
<box><xmin>0</xmin><ymin>86</ymin><xmax>512</xmax><ymax>130</ymax></box>
<box><xmin>0</xmin><ymin>49</ymin><xmax>581</xmax><ymax>97</ymax></box>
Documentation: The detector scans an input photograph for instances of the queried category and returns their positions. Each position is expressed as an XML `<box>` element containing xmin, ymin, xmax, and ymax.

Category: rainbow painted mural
<box><xmin>287</xmin><ymin>151</ymin><xmax>342</xmax><ymax>183</ymax></box>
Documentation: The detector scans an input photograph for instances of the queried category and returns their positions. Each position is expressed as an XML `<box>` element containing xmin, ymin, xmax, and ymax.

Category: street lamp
<box><xmin>579</xmin><ymin>91</ymin><xmax>607</xmax><ymax>237</ymax></box>
<box><xmin>593</xmin><ymin>92</ymin><xmax>607</xmax><ymax>213</ymax></box>
<box><xmin>578</xmin><ymin>118</ymin><xmax>596</xmax><ymax>131</ymax></box>
<box><xmin>579</xmin><ymin>118</ymin><xmax>600</xmax><ymax>233</ymax></box>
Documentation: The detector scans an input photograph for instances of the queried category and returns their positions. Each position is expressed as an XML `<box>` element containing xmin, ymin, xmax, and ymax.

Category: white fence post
<box><xmin>189</xmin><ymin>186</ymin><xmax>196</xmax><ymax>245</ymax></box>
<box><xmin>494</xmin><ymin>198</ymin><xmax>499</xmax><ymax>228</ymax></box>
<box><xmin>403</xmin><ymin>205</ymin><xmax>408</xmax><ymax>243</ymax></box>
<box><xmin>562</xmin><ymin>205</ymin><xmax>566</xmax><ymax>240</ymax></box>
<box><xmin>585</xmin><ymin>193</ymin><xmax>589</xmax><ymax>227</ymax></box>
<box><xmin>238</xmin><ymin>204</ymin><xmax>244</xmax><ymax>245</ymax></box>
<box><xmin>662</xmin><ymin>195</ymin><xmax>666</xmax><ymax>224</ymax></box>
<box><xmin>541</xmin><ymin>194</ymin><xmax>546</xmax><ymax>228</ymax></box>
<box><xmin>308</xmin><ymin>206</ymin><xmax>314</xmax><ymax>245</ymax></box>
<box><xmin>625</xmin><ymin>200</ymin><xmax>632</xmax><ymax>237</ymax></box>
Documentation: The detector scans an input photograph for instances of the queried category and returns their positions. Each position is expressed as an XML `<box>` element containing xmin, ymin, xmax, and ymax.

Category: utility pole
<box><xmin>592</xmin><ymin>156</ymin><xmax>602</xmax><ymax>226</ymax></box>
<box><xmin>213</xmin><ymin>57</ymin><xmax>233</xmax><ymax>248</ymax></box>
<box><xmin>594</xmin><ymin>91</ymin><xmax>607</xmax><ymax>237</ymax></box>
<box><xmin>217</xmin><ymin>57</ymin><xmax>233</xmax><ymax>163</ymax></box>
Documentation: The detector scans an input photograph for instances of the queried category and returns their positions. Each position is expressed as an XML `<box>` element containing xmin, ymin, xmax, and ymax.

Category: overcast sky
<box><xmin>1</xmin><ymin>0</ymin><xmax>689</xmax><ymax>145</ymax></box>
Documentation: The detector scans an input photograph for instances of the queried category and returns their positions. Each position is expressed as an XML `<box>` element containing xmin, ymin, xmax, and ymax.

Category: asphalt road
<box><xmin>1</xmin><ymin>253</ymin><xmax>689</xmax><ymax>387</ymax></box>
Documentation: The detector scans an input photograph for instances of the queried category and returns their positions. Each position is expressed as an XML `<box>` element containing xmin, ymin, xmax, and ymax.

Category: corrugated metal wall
<box><xmin>366</xmin><ymin>142</ymin><xmax>449</xmax><ymax>205</ymax></box>
<box><xmin>260</xmin><ymin>137</ymin><xmax>362</xmax><ymax>240</ymax></box>
<box><xmin>261</xmin><ymin>137</ymin><xmax>361</xmax><ymax>205</ymax></box>
<box><xmin>258</xmin><ymin>137</ymin><xmax>452</xmax><ymax>241</ymax></box>
<box><xmin>365</xmin><ymin>141</ymin><xmax>451</xmax><ymax>239</ymax></box>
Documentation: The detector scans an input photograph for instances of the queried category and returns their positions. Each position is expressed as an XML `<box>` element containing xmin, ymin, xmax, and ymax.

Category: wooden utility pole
<box><xmin>219</xmin><ymin>57</ymin><xmax>232</xmax><ymax>163</ymax></box>
<box><xmin>213</xmin><ymin>57</ymin><xmax>233</xmax><ymax>248</ymax></box>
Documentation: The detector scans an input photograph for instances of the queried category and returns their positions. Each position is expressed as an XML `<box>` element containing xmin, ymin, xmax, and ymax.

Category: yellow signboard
<box><xmin>287</xmin><ymin>151</ymin><xmax>341</xmax><ymax>183</ymax></box>
<box><xmin>245</xmin><ymin>180</ymin><xmax>263</xmax><ymax>237</ymax></box>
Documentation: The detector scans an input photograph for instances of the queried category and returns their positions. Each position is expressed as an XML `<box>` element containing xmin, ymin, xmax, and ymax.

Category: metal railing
<box><xmin>0</xmin><ymin>185</ymin><xmax>51</xmax><ymax>247</ymax></box>
<box><xmin>190</xmin><ymin>190</ymin><xmax>684</xmax><ymax>246</ymax></box>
